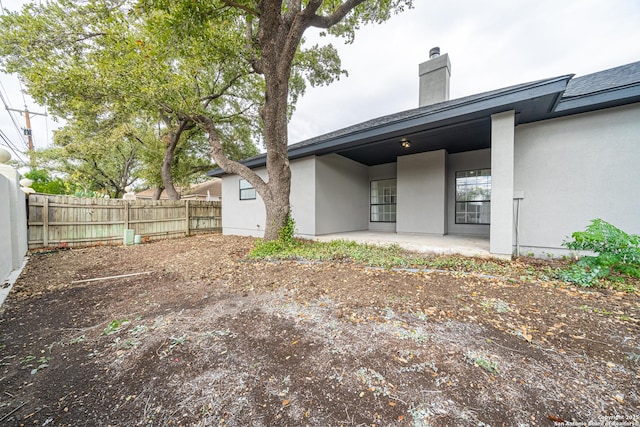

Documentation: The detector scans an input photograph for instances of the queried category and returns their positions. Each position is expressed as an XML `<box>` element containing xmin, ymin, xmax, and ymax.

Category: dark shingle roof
<box><xmin>287</xmin><ymin>77</ymin><xmax>562</xmax><ymax>151</ymax></box>
<box><xmin>208</xmin><ymin>60</ymin><xmax>640</xmax><ymax>176</ymax></box>
<box><xmin>563</xmin><ymin>61</ymin><xmax>640</xmax><ymax>98</ymax></box>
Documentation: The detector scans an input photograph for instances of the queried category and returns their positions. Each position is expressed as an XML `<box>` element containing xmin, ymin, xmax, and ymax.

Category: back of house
<box><xmin>210</xmin><ymin>50</ymin><xmax>640</xmax><ymax>257</ymax></box>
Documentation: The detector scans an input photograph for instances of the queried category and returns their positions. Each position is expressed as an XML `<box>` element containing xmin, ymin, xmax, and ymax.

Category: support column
<box><xmin>490</xmin><ymin>111</ymin><xmax>515</xmax><ymax>255</ymax></box>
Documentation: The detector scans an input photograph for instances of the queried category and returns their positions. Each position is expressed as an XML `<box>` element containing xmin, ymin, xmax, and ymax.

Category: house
<box><xmin>136</xmin><ymin>178</ymin><xmax>222</xmax><ymax>201</ymax></box>
<box><xmin>208</xmin><ymin>48</ymin><xmax>640</xmax><ymax>257</ymax></box>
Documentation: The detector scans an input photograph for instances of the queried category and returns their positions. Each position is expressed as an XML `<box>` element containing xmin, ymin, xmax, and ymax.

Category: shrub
<box><xmin>250</xmin><ymin>213</ymin><xmax>298</xmax><ymax>257</ymax></box>
<box><xmin>560</xmin><ymin>219</ymin><xmax>640</xmax><ymax>287</ymax></box>
<box><xmin>278</xmin><ymin>213</ymin><xmax>296</xmax><ymax>246</ymax></box>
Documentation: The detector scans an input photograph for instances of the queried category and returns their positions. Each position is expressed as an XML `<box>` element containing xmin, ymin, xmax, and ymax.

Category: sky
<box><xmin>1</xmin><ymin>0</ymin><xmax>640</xmax><ymax>164</ymax></box>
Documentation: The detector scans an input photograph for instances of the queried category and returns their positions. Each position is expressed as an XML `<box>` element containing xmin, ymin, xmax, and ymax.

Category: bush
<box><xmin>560</xmin><ymin>219</ymin><xmax>640</xmax><ymax>287</ymax></box>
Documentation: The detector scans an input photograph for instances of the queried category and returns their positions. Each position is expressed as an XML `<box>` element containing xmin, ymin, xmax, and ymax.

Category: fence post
<box><xmin>185</xmin><ymin>200</ymin><xmax>190</xmax><ymax>236</ymax></box>
<box><xmin>42</xmin><ymin>197</ymin><xmax>49</xmax><ymax>247</ymax></box>
<box><xmin>123</xmin><ymin>201</ymin><xmax>129</xmax><ymax>231</ymax></box>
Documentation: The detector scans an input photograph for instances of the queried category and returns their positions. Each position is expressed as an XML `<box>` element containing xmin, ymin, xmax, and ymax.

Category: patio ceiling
<box><xmin>208</xmin><ymin>75</ymin><xmax>572</xmax><ymax>174</ymax></box>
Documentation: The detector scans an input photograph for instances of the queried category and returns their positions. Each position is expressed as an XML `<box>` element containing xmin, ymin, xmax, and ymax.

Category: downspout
<box><xmin>513</xmin><ymin>191</ymin><xmax>525</xmax><ymax>257</ymax></box>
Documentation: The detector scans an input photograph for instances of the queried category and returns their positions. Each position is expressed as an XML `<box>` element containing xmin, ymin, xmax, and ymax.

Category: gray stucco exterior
<box><xmin>397</xmin><ymin>150</ymin><xmax>447</xmax><ymax>235</ymax></box>
<box><xmin>513</xmin><ymin>103</ymin><xmax>640</xmax><ymax>255</ymax></box>
<box><xmin>213</xmin><ymin>59</ymin><xmax>640</xmax><ymax>256</ymax></box>
<box><xmin>315</xmin><ymin>154</ymin><xmax>369</xmax><ymax>235</ymax></box>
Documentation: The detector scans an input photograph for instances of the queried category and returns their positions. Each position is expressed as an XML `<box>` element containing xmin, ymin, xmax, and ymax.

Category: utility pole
<box><xmin>6</xmin><ymin>105</ymin><xmax>47</xmax><ymax>168</ymax></box>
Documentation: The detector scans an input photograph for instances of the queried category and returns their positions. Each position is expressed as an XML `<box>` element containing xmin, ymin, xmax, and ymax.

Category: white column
<box><xmin>490</xmin><ymin>111</ymin><xmax>515</xmax><ymax>255</ymax></box>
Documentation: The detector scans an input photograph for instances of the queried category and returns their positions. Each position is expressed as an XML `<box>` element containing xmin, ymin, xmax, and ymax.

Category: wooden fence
<box><xmin>27</xmin><ymin>194</ymin><xmax>221</xmax><ymax>249</ymax></box>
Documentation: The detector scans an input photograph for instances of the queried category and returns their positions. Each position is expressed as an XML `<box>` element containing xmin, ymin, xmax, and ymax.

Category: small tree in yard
<box><xmin>146</xmin><ymin>0</ymin><xmax>414</xmax><ymax>240</ymax></box>
<box><xmin>561</xmin><ymin>219</ymin><xmax>640</xmax><ymax>287</ymax></box>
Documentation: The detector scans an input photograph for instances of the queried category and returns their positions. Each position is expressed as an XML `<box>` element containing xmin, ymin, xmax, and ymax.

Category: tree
<box><xmin>22</xmin><ymin>169</ymin><xmax>71</xmax><ymax>195</ymax></box>
<box><xmin>144</xmin><ymin>0</ymin><xmax>413</xmax><ymax>240</ymax></box>
<box><xmin>0</xmin><ymin>0</ymin><xmax>260</xmax><ymax>199</ymax></box>
<box><xmin>40</xmin><ymin>120</ymin><xmax>142</xmax><ymax>198</ymax></box>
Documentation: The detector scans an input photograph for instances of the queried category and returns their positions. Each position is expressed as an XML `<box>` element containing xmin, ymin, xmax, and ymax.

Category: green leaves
<box><xmin>561</xmin><ymin>219</ymin><xmax>640</xmax><ymax>287</ymax></box>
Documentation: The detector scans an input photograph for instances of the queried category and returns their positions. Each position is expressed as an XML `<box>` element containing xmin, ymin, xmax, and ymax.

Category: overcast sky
<box><xmin>1</xmin><ymin>0</ymin><xmax>640</xmax><ymax>163</ymax></box>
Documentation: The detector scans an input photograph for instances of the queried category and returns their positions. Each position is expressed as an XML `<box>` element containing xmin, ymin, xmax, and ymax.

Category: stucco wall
<box><xmin>0</xmin><ymin>175</ymin><xmax>13</xmax><ymax>280</ymax></box>
<box><xmin>315</xmin><ymin>154</ymin><xmax>369</xmax><ymax>235</ymax></box>
<box><xmin>0</xmin><ymin>165</ymin><xmax>28</xmax><ymax>281</ymax></box>
<box><xmin>221</xmin><ymin>169</ymin><xmax>267</xmax><ymax>237</ymax></box>
<box><xmin>447</xmin><ymin>149</ymin><xmax>491</xmax><ymax>236</ymax></box>
<box><xmin>368</xmin><ymin>162</ymin><xmax>397</xmax><ymax>232</ymax></box>
<box><xmin>396</xmin><ymin>149</ymin><xmax>447</xmax><ymax>235</ymax></box>
<box><xmin>514</xmin><ymin>103</ymin><xmax>640</xmax><ymax>254</ymax></box>
<box><xmin>221</xmin><ymin>157</ymin><xmax>317</xmax><ymax>237</ymax></box>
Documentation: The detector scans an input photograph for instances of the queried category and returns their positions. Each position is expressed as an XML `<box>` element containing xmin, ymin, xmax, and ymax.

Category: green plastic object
<box><xmin>123</xmin><ymin>229</ymin><xmax>134</xmax><ymax>245</ymax></box>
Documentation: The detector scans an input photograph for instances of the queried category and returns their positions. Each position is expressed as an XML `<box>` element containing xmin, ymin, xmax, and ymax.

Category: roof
<box><xmin>555</xmin><ymin>61</ymin><xmax>640</xmax><ymax>113</ymax></box>
<box><xmin>135</xmin><ymin>178</ymin><xmax>221</xmax><ymax>200</ymax></box>
<box><xmin>187</xmin><ymin>179</ymin><xmax>221</xmax><ymax>198</ymax></box>
<box><xmin>208</xmin><ymin>60</ymin><xmax>640</xmax><ymax>176</ymax></box>
<box><xmin>562</xmin><ymin>61</ymin><xmax>640</xmax><ymax>97</ymax></box>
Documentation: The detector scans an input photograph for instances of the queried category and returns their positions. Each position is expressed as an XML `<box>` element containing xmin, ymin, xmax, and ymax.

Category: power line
<box><xmin>0</xmin><ymin>81</ymin><xmax>29</xmax><ymax>150</ymax></box>
<box><xmin>0</xmin><ymin>129</ymin><xmax>27</xmax><ymax>163</ymax></box>
<box><xmin>0</xmin><ymin>77</ymin><xmax>47</xmax><ymax>167</ymax></box>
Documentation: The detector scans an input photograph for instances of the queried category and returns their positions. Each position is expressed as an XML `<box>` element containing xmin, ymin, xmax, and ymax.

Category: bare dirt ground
<box><xmin>1</xmin><ymin>234</ymin><xmax>639</xmax><ymax>427</ymax></box>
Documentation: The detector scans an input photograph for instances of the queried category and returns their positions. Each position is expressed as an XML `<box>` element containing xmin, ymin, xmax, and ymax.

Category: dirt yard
<box><xmin>1</xmin><ymin>234</ymin><xmax>639</xmax><ymax>426</ymax></box>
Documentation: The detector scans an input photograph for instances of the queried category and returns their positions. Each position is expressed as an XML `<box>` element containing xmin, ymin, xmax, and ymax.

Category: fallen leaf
<box><xmin>282</xmin><ymin>399</ymin><xmax>290</xmax><ymax>406</ymax></box>
<box><xmin>388</xmin><ymin>401</ymin><xmax>396</xmax><ymax>407</ymax></box>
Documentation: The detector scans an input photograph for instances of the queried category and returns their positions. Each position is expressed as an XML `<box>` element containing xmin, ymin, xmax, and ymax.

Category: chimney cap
<box><xmin>429</xmin><ymin>47</ymin><xmax>440</xmax><ymax>59</ymax></box>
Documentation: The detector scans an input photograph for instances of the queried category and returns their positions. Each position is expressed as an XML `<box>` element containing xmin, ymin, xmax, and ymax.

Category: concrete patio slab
<box><xmin>314</xmin><ymin>231</ymin><xmax>493</xmax><ymax>258</ymax></box>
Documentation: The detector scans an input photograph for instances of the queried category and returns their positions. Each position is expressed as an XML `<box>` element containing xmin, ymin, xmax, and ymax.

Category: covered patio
<box><xmin>313</xmin><ymin>231</ymin><xmax>493</xmax><ymax>258</ymax></box>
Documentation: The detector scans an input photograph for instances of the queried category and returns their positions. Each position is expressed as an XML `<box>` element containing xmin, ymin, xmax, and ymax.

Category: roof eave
<box><xmin>208</xmin><ymin>75</ymin><xmax>572</xmax><ymax>177</ymax></box>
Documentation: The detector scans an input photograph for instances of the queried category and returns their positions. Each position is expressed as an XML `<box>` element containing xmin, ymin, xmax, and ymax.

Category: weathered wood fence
<box><xmin>27</xmin><ymin>194</ymin><xmax>221</xmax><ymax>249</ymax></box>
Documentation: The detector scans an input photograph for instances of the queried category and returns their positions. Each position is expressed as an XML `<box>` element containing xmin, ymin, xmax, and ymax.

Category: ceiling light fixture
<box><xmin>400</xmin><ymin>139</ymin><xmax>411</xmax><ymax>148</ymax></box>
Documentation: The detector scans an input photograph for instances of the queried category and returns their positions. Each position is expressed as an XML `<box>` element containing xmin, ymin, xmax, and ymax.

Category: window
<box><xmin>371</xmin><ymin>179</ymin><xmax>396</xmax><ymax>222</ymax></box>
<box><xmin>239</xmin><ymin>179</ymin><xmax>256</xmax><ymax>200</ymax></box>
<box><xmin>455</xmin><ymin>169</ymin><xmax>491</xmax><ymax>224</ymax></box>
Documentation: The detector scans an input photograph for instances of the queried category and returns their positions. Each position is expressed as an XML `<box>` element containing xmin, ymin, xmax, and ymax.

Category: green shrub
<box><xmin>560</xmin><ymin>219</ymin><xmax>640</xmax><ymax>287</ymax></box>
<box><xmin>250</xmin><ymin>213</ymin><xmax>298</xmax><ymax>257</ymax></box>
<box><xmin>278</xmin><ymin>213</ymin><xmax>296</xmax><ymax>246</ymax></box>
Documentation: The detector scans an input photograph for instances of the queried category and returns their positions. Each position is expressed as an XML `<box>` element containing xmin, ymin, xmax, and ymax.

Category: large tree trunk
<box><xmin>160</xmin><ymin>119</ymin><xmax>191</xmax><ymax>201</ymax></box>
<box><xmin>198</xmin><ymin>0</ymin><xmax>371</xmax><ymax>241</ymax></box>
<box><xmin>254</xmin><ymin>1</ymin><xmax>305</xmax><ymax>240</ymax></box>
<box><xmin>151</xmin><ymin>186</ymin><xmax>164</xmax><ymax>201</ymax></box>
<box><xmin>160</xmin><ymin>135</ymin><xmax>180</xmax><ymax>200</ymax></box>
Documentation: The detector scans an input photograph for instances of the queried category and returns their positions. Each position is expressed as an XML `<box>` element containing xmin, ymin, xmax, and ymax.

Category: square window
<box><xmin>370</xmin><ymin>179</ymin><xmax>396</xmax><ymax>223</ymax></box>
<box><xmin>239</xmin><ymin>179</ymin><xmax>256</xmax><ymax>200</ymax></box>
<box><xmin>455</xmin><ymin>169</ymin><xmax>490</xmax><ymax>224</ymax></box>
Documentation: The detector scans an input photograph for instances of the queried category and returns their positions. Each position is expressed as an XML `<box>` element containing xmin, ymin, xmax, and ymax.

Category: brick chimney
<box><xmin>418</xmin><ymin>47</ymin><xmax>451</xmax><ymax>107</ymax></box>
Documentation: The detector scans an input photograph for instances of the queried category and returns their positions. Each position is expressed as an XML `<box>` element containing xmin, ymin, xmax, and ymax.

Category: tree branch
<box><xmin>307</xmin><ymin>0</ymin><xmax>367</xmax><ymax>28</ymax></box>
<box><xmin>193</xmin><ymin>113</ymin><xmax>269</xmax><ymax>199</ymax></box>
<box><xmin>200</xmin><ymin>72</ymin><xmax>245</xmax><ymax>108</ymax></box>
<box><xmin>221</xmin><ymin>0</ymin><xmax>260</xmax><ymax>17</ymax></box>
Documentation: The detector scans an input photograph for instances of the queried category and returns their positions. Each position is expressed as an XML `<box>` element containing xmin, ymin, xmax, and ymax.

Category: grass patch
<box><xmin>250</xmin><ymin>238</ymin><xmax>514</xmax><ymax>275</ymax></box>
<box><xmin>251</xmin><ymin>236</ymin><xmax>639</xmax><ymax>292</ymax></box>
<box><xmin>464</xmin><ymin>351</ymin><xmax>499</xmax><ymax>375</ymax></box>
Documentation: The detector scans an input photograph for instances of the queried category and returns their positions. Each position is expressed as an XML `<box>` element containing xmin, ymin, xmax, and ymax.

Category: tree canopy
<box><xmin>0</xmin><ymin>0</ymin><xmax>412</xmax><ymax>230</ymax></box>
<box><xmin>0</xmin><ymin>0</ymin><xmax>261</xmax><ymax>197</ymax></box>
